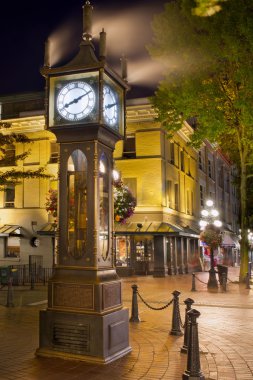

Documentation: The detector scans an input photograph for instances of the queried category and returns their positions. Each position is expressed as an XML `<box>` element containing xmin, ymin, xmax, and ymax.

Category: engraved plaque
<box><xmin>102</xmin><ymin>282</ymin><xmax>121</xmax><ymax>310</ymax></box>
<box><xmin>53</xmin><ymin>283</ymin><xmax>94</xmax><ymax>310</ymax></box>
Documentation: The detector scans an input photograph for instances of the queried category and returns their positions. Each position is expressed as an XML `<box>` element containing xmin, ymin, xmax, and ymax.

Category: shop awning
<box><xmin>0</xmin><ymin>225</ymin><xmax>23</xmax><ymax>237</ymax></box>
<box><xmin>37</xmin><ymin>223</ymin><xmax>57</xmax><ymax>236</ymax></box>
<box><xmin>221</xmin><ymin>233</ymin><xmax>237</xmax><ymax>247</ymax></box>
<box><xmin>114</xmin><ymin>221</ymin><xmax>182</xmax><ymax>233</ymax></box>
<box><xmin>114</xmin><ymin>221</ymin><xmax>200</xmax><ymax>237</ymax></box>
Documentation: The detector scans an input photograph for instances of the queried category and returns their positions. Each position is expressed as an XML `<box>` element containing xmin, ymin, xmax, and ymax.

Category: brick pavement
<box><xmin>0</xmin><ymin>268</ymin><xmax>253</xmax><ymax>380</ymax></box>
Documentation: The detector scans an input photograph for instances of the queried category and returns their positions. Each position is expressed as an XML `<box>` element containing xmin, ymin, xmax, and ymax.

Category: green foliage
<box><xmin>192</xmin><ymin>0</ymin><xmax>227</xmax><ymax>17</ymax></box>
<box><xmin>0</xmin><ymin>122</ymin><xmax>51</xmax><ymax>190</ymax></box>
<box><xmin>149</xmin><ymin>0</ymin><xmax>253</xmax><ymax>280</ymax></box>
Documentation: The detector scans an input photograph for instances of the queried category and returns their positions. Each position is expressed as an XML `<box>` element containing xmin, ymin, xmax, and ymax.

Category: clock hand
<box><xmin>64</xmin><ymin>90</ymin><xmax>92</xmax><ymax>108</ymax></box>
<box><xmin>105</xmin><ymin>102</ymin><xmax>117</xmax><ymax>109</ymax></box>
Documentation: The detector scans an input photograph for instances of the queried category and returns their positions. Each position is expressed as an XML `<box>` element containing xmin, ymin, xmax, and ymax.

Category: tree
<box><xmin>0</xmin><ymin>122</ymin><xmax>51</xmax><ymax>190</ymax></box>
<box><xmin>148</xmin><ymin>0</ymin><xmax>253</xmax><ymax>281</ymax></box>
<box><xmin>192</xmin><ymin>0</ymin><xmax>227</xmax><ymax>17</ymax></box>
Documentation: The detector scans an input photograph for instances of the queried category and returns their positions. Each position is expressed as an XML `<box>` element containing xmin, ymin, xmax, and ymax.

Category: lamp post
<box><xmin>248</xmin><ymin>230</ymin><xmax>253</xmax><ymax>263</ymax></box>
<box><xmin>199</xmin><ymin>199</ymin><xmax>222</xmax><ymax>290</ymax></box>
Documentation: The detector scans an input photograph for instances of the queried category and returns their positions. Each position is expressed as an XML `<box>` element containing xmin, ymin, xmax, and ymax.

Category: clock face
<box><xmin>31</xmin><ymin>237</ymin><xmax>40</xmax><ymax>247</ymax></box>
<box><xmin>103</xmin><ymin>85</ymin><xmax>118</xmax><ymax>127</ymax></box>
<box><xmin>56</xmin><ymin>81</ymin><xmax>96</xmax><ymax>121</ymax></box>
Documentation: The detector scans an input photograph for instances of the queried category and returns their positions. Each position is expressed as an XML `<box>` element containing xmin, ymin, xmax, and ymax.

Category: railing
<box><xmin>7</xmin><ymin>265</ymin><xmax>54</xmax><ymax>286</ymax></box>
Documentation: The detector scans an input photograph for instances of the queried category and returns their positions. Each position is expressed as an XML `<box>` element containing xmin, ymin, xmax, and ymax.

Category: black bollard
<box><xmin>191</xmin><ymin>273</ymin><xmax>196</xmax><ymax>292</ymax></box>
<box><xmin>170</xmin><ymin>290</ymin><xmax>183</xmax><ymax>336</ymax></box>
<box><xmin>6</xmin><ymin>274</ymin><xmax>14</xmax><ymax>308</ymax></box>
<box><xmin>182</xmin><ymin>309</ymin><xmax>205</xmax><ymax>380</ymax></box>
<box><xmin>221</xmin><ymin>272</ymin><xmax>227</xmax><ymax>292</ymax></box>
<box><xmin>181</xmin><ymin>298</ymin><xmax>195</xmax><ymax>353</ymax></box>
<box><xmin>129</xmin><ymin>284</ymin><xmax>141</xmax><ymax>322</ymax></box>
<box><xmin>246</xmin><ymin>272</ymin><xmax>251</xmax><ymax>289</ymax></box>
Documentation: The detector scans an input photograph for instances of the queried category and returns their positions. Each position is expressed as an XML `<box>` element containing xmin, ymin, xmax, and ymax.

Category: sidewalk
<box><xmin>1</xmin><ymin>268</ymin><xmax>253</xmax><ymax>380</ymax></box>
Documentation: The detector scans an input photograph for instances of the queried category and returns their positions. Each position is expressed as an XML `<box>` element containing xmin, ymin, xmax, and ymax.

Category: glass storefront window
<box><xmin>99</xmin><ymin>153</ymin><xmax>109</xmax><ymax>261</ymax></box>
<box><xmin>116</xmin><ymin>236</ymin><xmax>130</xmax><ymax>267</ymax></box>
<box><xmin>135</xmin><ymin>238</ymin><xmax>154</xmax><ymax>262</ymax></box>
<box><xmin>67</xmin><ymin>149</ymin><xmax>87</xmax><ymax>259</ymax></box>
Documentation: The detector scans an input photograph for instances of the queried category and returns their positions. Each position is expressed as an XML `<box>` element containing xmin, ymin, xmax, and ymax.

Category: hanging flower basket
<box><xmin>200</xmin><ymin>225</ymin><xmax>221</xmax><ymax>249</ymax></box>
<box><xmin>45</xmin><ymin>189</ymin><xmax>58</xmax><ymax>218</ymax></box>
<box><xmin>113</xmin><ymin>180</ymin><xmax>136</xmax><ymax>224</ymax></box>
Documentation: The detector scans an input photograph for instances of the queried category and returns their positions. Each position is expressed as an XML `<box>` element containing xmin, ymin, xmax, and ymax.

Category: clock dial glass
<box><xmin>56</xmin><ymin>81</ymin><xmax>96</xmax><ymax>121</ymax></box>
<box><xmin>103</xmin><ymin>85</ymin><xmax>118</xmax><ymax>127</ymax></box>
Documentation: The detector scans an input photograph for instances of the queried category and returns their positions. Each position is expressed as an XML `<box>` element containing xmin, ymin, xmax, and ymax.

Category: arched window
<box><xmin>67</xmin><ymin>150</ymin><xmax>87</xmax><ymax>259</ymax></box>
<box><xmin>99</xmin><ymin>153</ymin><xmax>109</xmax><ymax>260</ymax></box>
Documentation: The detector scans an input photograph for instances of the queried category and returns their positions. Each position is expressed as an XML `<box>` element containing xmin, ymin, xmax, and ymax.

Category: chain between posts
<box><xmin>137</xmin><ymin>291</ymin><xmax>174</xmax><ymax>311</ymax></box>
<box><xmin>194</xmin><ymin>274</ymin><xmax>208</xmax><ymax>285</ymax></box>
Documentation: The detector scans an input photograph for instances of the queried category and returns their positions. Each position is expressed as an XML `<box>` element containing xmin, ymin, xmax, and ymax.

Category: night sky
<box><xmin>0</xmin><ymin>0</ymin><xmax>166</xmax><ymax>100</ymax></box>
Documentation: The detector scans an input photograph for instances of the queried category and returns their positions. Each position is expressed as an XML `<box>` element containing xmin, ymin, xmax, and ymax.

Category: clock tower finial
<box><xmin>82</xmin><ymin>1</ymin><xmax>93</xmax><ymax>41</ymax></box>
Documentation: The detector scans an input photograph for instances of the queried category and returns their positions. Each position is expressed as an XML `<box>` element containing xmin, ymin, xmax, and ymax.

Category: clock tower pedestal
<box><xmin>36</xmin><ymin>1</ymin><xmax>131</xmax><ymax>364</ymax></box>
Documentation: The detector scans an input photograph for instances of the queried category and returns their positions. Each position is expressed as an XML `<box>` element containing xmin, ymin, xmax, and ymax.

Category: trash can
<box><xmin>217</xmin><ymin>264</ymin><xmax>228</xmax><ymax>285</ymax></box>
<box><xmin>0</xmin><ymin>266</ymin><xmax>10</xmax><ymax>286</ymax></box>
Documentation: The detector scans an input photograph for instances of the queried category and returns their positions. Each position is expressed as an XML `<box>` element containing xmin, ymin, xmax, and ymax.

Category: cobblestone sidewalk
<box><xmin>0</xmin><ymin>268</ymin><xmax>253</xmax><ymax>380</ymax></box>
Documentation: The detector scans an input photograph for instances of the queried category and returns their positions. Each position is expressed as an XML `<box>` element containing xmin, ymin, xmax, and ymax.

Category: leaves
<box><xmin>0</xmin><ymin>123</ymin><xmax>51</xmax><ymax>189</ymax></box>
<box><xmin>149</xmin><ymin>0</ymin><xmax>253</xmax><ymax>279</ymax></box>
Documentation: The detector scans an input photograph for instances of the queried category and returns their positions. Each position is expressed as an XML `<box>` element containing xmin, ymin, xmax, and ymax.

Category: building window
<box><xmin>187</xmin><ymin>156</ymin><xmax>191</xmax><ymax>176</ymax></box>
<box><xmin>0</xmin><ymin>144</ymin><xmax>16</xmax><ymax>167</ymax></box>
<box><xmin>225</xmin><ymin>173</ymin><xmax>230</xmax><ymax>193</ymax></box>
<box><xmin>218</xmin><ymin>165</ymin><xmax>224</xmax><ymax>188</ymax></box>
<box><xmin>180</xmin><ymin>150</ymin><xmax>185</xmax><ymax>171</ymax></box>
<box><xmin>200</xmin><ymin>185</ymin><xmax>205</xmax><ymax>207</ymax></box>
<box><xmin>5</xmin><ymin>236</ymin><xmax>20</xmax><ymax>258</ymax></box>
<box><xmin>186</xmin><ymin>190</ymin><xmax>190</xmax><ymax>214</ymax></box>
<box><xmin>198</xmin><ymin>151</ymin><xmax>202</xmax><ymax>170</ymax></box>
<box><xmin>123</xmin><ymin>136</ymin><xmax>136</xmax><ymax>158</ymax></box>
<box><xmin>174</xmin><ymin>183</ymin><xmax>179</xmax><ymax>211</ymax></box>
<box><xmin>50</xmin><ymin>142</ymin><xmax>59</xmax><ymax>163</ymax></box>
<box><xmin>169</xmin><ymin>142</ymin><xmax>175</xmax><ymax>164</ymax></box>
<box><xmin>4</xmin><ymin>185</ymin><xmax>15</xmax><ymax>208</ymax></box>
<box><xmin>166</xmin><ymin>180</ymin><xmax>172</xmax><ymax>207</ymax></box>
<box><xmin>208</xmin><ymin>159</ymin><xmax>213</xmax><ymax>179</ymax></box>
<box><xmin>116</xmin><ymin>236</ymin><xmax>131</xmax><ymax>267</ymax></box>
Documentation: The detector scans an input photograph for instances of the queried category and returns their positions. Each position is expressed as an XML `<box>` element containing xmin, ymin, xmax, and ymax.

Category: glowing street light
<box><xmin>199</xmin><ymin>199</ymin><xmax>222</xmax><ymax>289</ymax></box>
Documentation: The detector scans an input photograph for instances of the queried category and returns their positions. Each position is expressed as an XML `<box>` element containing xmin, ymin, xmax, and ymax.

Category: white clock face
<box><xmin>56</xmin><ymin>81</ymin><xmax>96</xmax><ymax>121</ymax></box>
<box><xmin>103</xmin><ymin>85</ymin><xmax>118</xmax><ymax>127</ymax></box>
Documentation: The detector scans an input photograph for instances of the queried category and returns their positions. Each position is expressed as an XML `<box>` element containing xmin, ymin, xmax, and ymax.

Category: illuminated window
<box><xmin>200</xmin><ymin>185</ymin><xmax>205</xmax><ymax>207</ymax></box>
<box><xmin>4</xmin><ymin>185</ymin><xmax>15</xmax><ymax>208</ymax></box>
<box><xmin>0</xmin><ymin>144</ymin><xmax>15</xmax><ymax>167</ymax></box>
<box><xmin>5</xmin><ymin>236</ymin><xmax>20</xmax><ymax>258</ymax></box>
<box><xmin>99</xmin><ymin>153</ymin><xmax>109</xmax><ymax>261</ymax></box>
<box><xmin>116</xmin><ymin>236</ymin><xmax>131</xmax><ymax>267</ymax></box>
<box><xmin>180</xmin><ymin>150</ymin><xmax>185</xmax><ymax>171</ymax></box>
<box><xmin>50</xmin><ymin>142</ymin><xmax>59</xmax><ymax>163</ymax></box>
<box><xmin>174</xmin><ymin>183</ymin><xmax>179</xmax><ymax>211</ymax></box>
<box><xmin>67</xmin><ymin>149</ymin><xmax>87</xmax><ymax>259</ymax></box>
<box><xmin>123</xmin><ymin>136</ymin><xmax>136</xmax><ymax>158</ymax></box>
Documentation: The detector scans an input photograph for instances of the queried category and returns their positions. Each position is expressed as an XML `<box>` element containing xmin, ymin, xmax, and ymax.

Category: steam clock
<box><xmin>36</xmin><ymin>1</ymin><xmax>131</xmax><ymax>363</ymax></box>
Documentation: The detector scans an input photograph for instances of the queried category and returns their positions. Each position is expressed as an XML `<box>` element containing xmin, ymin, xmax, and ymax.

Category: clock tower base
<box><xmin>36</xmin><ymin>307</ymin><xmax>131</xmax><ymax>364</ymax></box>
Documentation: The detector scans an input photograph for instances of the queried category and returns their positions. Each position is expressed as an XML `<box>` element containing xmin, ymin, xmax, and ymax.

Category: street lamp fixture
<box><xmin>199</xmin><ymin>199</ymin><xmax>222</xmax><ymax>289</ymax></box>
<box><xmin>248</xmin><ymin>230</ymin><xmax>253</xmax><ymax>262</ymax></box>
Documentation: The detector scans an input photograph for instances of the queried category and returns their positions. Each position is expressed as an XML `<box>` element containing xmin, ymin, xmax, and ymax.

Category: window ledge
<box><xmin>0</xmin><ymin>258</ymin><xmax>20</xmax><ymax>262</ymax></box>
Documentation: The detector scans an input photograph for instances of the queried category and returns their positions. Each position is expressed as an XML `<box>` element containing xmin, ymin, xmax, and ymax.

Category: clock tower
<box><xmin>36</xmin><ymin>1</ymin><xmax>131</xmax><ymax>364</ymax></box>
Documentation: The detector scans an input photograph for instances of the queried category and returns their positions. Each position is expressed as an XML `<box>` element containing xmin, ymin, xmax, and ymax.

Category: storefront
<box><xmin>221</xmin><ymin>231</ymin><xmax>240</xmax><ymax>266</ymax></box>
<box><xmin>115</xmin><ymin>222</ymin><xmax>200</xmax><ymax>277</ymax></box>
